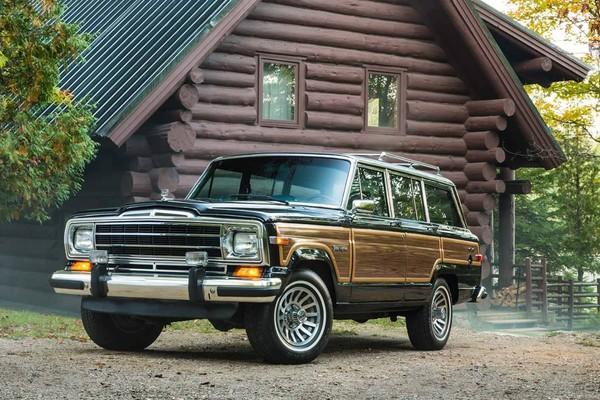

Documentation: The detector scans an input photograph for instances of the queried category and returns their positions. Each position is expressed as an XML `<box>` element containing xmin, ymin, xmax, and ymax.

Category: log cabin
<box><xmin>0</xmin><ymin>0</ymin><xmax>590</xmax><ymax>312</ymax></box>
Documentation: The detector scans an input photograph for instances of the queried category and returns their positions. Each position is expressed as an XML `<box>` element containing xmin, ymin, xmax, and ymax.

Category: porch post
<box><xmin>498</xmin><ymin>168</ymin><xmax>515</xmax><ymax>288</ymax></box>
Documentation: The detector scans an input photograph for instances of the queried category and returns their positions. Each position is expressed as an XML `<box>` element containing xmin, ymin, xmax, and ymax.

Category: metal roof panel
<box><xmin>60</xmin><ymin>0</ymin><xmax>238</xmax><ymax>137</ymax></box>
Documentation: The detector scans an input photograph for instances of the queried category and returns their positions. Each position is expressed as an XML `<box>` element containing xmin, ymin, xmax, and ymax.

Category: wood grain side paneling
<box><xmin>405</xmin><ymin>233</ymin><xmax>441</xmax><ymax>282</ymax></box>
<box><xmin>276</xmin><ymin>223</ymin><xmax>352</xmax><ymax>282</ymax></box>
<box><xmin>442</xmin><ymin>237</ymin><xmax>481</xmax><ymax>267</ymax></box>
<box><xmin>352</xmin><ymin>228</ymin><xmax>406</xmax><ymax>282</ymax></box>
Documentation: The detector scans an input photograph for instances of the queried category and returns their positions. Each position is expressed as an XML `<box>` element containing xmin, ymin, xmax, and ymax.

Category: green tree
<box><xmin>507</xmin><ymin>0</ymin><xmax>600</xmax><ymax>279</ymax></box>
<box><xmin>0</xmin><ymin>0</ymin><xmax>96</xmax><ymax>223</ymax></box>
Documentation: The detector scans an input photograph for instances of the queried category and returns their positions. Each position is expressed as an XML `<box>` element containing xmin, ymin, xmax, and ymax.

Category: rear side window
<box><xmin>347</xmin><ymin>167</ymin><xmax>389</xmax><ymax>217</ymax></box>
<box><xmin>424</xmin><ymin>184</ymin><xmax>462</xmax><ymax>227</ymax></box>
<box><xmin>390</xmin><ymin>174</ymin><xmax>425</xmax><ymax>221</ymax></box>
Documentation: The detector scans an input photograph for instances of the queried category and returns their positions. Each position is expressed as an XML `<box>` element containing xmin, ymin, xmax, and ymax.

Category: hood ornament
<box><xmin>160</xmin><ymin>189</ymin><xmax>174</xmax><ymax>201</ymax></box>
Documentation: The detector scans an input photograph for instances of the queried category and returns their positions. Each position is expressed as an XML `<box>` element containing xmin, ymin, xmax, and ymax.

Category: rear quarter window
<box><xmin>424</xmin><ymin>184</ymin><xmax>462</xmax><ymax>227</ymax></box>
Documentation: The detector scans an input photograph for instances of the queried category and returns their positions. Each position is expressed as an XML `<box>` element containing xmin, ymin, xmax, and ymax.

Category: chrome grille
<box><xmin>95</xmin><ymin>223</ymin><xmax>222</xmax><ymax>260</ymax></box>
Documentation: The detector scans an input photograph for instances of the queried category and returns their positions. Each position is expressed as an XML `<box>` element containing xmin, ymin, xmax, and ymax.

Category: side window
<box><xmin>390</xmin><ymin>174</ymin><xmax>425</xmax><ymax>221</ymax></box>
<box><xmin>259</xmin><ymin>59</ymin><xmax>299</xmax><ymax>127</ymax></box>
<box><xmin>424</xmin><ymin>184</ymin><xmax>462</xmax><ymax>227</ymax></box>
<box><xmin>347</xmin><ymin>167</ymin><xmax>389</xmax><ymax>217</ymax></box>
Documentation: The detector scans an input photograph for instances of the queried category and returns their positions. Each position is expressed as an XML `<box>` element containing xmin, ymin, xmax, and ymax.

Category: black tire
<box><xmin>406</xmin><ymin>278</ymin><xmax>453</xmax><ymax>350</ymax></box>
<box><xmin>245</xmin><ymin>270</ymin><xmax>333</xmax><ymax>364</ymax></box>
<box><xmin>81</xmin><ymin>307</ymin><xmax>163</xmax><ymax>351</ymax></box>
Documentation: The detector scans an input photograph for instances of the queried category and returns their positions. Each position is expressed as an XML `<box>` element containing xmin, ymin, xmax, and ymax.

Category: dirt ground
<box><xmin>1</xmin><ymin>321</ymin><xmax>599</xmax><ymax>400</ymax></box>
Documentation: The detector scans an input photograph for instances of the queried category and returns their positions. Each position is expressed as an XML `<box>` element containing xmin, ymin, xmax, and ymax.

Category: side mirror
<box><xmin>352</xmin><ymin>199</ymin><xmax>376</xmax><ymax>214</ymax></box>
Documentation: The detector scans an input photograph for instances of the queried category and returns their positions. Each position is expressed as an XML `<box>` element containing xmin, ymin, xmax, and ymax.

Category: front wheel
<box><xmin>81</xmin><ymin>307</ymin><xmax>163</xmax><ymax>351</ymax></box>
<box><xmin>406</xmin><ymin>278</ymin><xmax>453</xmax><ymax>350</ymax></box>
<box><xmin>245</xmin><ymin>270</ymin><xmax>333</xmax><ymax>364</ymax></box>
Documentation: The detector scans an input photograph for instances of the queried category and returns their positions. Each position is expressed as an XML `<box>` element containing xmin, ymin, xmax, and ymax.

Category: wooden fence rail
<box><xmin>490</xmin><ymin>257</ymin><xmax>600</xmax><ymax>330</ymax></box>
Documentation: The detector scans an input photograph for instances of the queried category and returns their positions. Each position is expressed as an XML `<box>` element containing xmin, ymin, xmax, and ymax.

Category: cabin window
<box><xmin>424</xmin><ymin>184</ymin><xmax>462</xmax><ymax>227</ymax></box>
<box><xmin>365</xmin><ymin>68</ymin><xmax>406</xmax><ymax>134</ymax></box>
<box><xmin>259</xmin><ymin>59</ymin><xmax>300</xmax><ymax>127</ymax></box>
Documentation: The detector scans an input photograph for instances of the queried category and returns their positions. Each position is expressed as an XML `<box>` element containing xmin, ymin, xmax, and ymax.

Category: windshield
<box><xmin>190</xmin><ymin>156</ymin><xmax>351</xmax><ymax>207</ymax></box>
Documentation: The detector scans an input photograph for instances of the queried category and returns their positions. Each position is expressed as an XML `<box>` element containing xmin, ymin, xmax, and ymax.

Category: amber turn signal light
<box><xmin>269</xmin><ymin>236</ymin><xmax>290</xmax><ymax>246</ymax></box>
<box><xmin>69</xmin><ymin>261</ymin><xmax>92</xmax><ymax>272</ymax></box>
<box><xmin>232</xmin><ymin>266</ymin><xmax>263</xmax><ymax>279</ymax></box>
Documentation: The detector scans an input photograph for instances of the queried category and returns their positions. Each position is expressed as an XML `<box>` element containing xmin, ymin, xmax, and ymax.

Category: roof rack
<box><xmin>348</xmin><ymin>152</ymin><xmax>441</xmax><ymax>175</ymax></box>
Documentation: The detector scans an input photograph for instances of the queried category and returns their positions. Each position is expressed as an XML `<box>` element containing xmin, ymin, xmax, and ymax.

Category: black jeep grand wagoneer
<box><xmin>51</xmin><ymin>152</ymin><xmax>486</xmax><ymax>364</ymax></box>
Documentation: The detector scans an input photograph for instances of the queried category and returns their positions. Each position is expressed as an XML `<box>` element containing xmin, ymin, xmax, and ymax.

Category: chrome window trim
<box><xmin>64</xmin><ymin>216</ymin><xmax>270</xmax><ymax>266</ymax></box>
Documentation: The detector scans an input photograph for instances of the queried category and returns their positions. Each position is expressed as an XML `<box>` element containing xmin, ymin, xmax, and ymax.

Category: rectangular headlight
<box><xmin>73</xmin><ymin>226</ymin><xmax>94</xmax><ymax>252</ymax></box>
<box><xmin>223</xmin><ymin>226</ymin><xmax>260</xmax><ymax>259</ymax></box>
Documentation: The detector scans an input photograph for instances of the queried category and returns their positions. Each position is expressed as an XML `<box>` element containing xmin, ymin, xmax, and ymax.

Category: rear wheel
<box><xmin>245</xmin><ymin>270</ymin><xmax>333</xmax><ymax>364</ymax></box>
<box><xmin>406</xmin><ymin>278</ymin><xmax>453</xmax><ymax>350</ymax></box>
<box><xmin>81</xmin><ymin>307</ymin><xmax>163</xmax><ymax>351</ymax></box>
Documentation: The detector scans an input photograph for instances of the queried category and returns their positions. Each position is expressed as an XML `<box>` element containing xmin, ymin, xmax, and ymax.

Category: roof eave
<box><xmin>473</xmin><ymin>0</ymin><xmax>591</xmax><ymax>82</ymax></box>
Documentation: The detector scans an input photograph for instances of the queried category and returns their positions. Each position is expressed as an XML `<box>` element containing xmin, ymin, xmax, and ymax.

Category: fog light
<box><xmin>186</xmin><ymin>251</ymin><xmax>208</xmax><ymax>266</ymax></box>
<box><xmin>89</xmin><ymin>250</ymin><xmax>108</xmax><ymax>264</ymax></box>
<box><xmin>233</xmin><ymin>266</ymin><xmax>263</xmax><ymax>279</ymax></box>
<box><xmin>69</xmin><ymin>261</ymin><xmax>92</xmax><ymax>272</ymax></box>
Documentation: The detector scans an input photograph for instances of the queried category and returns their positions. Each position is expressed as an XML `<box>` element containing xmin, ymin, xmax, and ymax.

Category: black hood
<box><xmin>71</xmin><ymin>199</ymin><xmax>347</xmax><ymax>225</ymax></box>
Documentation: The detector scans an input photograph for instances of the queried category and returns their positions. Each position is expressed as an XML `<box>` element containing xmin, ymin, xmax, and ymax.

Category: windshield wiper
<box><xmin>229</xmin><ymin>194</ymin><xmax>290</xmax><ymax>205</ymax></box>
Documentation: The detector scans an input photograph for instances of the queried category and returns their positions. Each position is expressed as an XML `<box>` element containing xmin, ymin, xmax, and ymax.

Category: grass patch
<box><xmin>0</xmin><ymin>308</ymin><xmax>86</xmax><ymax>341</ymax></box>
<box><xmin>165</xmin><ymin>319</ymin><xmax>216</xmax><ymax>334</ymax></box>
<box><xmin>576</xmin><ymin>333</ymin><xmax>600</xmax><ymax>348</ymax></box>
<box><xmin>0</xmin><ymin>307</ymin><xmax>406</xmax><ymax>341</ymax></box>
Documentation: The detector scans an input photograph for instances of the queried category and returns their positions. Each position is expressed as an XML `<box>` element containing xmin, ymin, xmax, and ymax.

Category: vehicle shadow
<box><xmin>76</xmin><ymin>333</ymin><xmax>414</xmax><ymax>364</ymax></box>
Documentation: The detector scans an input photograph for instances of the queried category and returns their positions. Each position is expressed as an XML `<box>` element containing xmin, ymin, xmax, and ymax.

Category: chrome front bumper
<box><xmin>50</xmin><ymin>270</ymin><xmax>282</xmax><ymax>303</ymax></box>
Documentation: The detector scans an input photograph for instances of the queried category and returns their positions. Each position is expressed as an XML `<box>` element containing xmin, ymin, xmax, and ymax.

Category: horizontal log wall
<box><xmin>142</xmin><ymin>0</ymin><xmax>514</xmax><ymax>248</ymax></box>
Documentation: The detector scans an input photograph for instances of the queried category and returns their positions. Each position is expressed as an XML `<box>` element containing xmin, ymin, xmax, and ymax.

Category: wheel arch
<box><xmin>287</xmin><ymin>247</ymin><xmax>338</xmax><ymax>304</ymax></box>
<box><xmin>432</xmin><ymin>266</ymin><xmax>459</xmax><ymax>304</ymax></box>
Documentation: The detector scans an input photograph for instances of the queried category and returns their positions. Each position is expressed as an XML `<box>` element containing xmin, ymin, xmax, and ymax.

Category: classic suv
<box><xmin>51</xmin><ymin>152</ymin><xmax>486</xmax><ymax>364</ymax></box>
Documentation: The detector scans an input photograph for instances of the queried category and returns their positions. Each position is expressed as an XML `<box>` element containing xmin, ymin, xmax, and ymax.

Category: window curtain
<box><xmin>262</xmin><ymin>63</ymin><xmax>295</xmax><ymax>121</ymax></box>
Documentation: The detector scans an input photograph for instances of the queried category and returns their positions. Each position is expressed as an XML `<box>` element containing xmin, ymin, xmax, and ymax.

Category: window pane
<box><xmin>425</xmin><ymin>184</ymin><xmax>461</xmax><ymax>227</ymax></box>
<box><xmin>368</xmin><ymin>73</ymin><xmax>398</xmax><ymax>128</ymax></box>
<box><xmin>359</xmin><ymin>168</ymin><xmax>389</xmax><ymax>217</ymax></box>
<box><xmin>390</xmin><ymin>175</ymin><xmax>425</xmax><ymax>221</ymax></box>
<box><xmin>262</xmin><ymin>62</ymin><xmax>296</xmax><ymax>122</ymax></box>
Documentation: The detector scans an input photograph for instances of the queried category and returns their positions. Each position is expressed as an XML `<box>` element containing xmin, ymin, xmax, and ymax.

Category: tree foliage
<box><xmin>0</xmin><ymin>0</ymin><xmax>96</xmax><ymax>223</ymax></box>
<box><xmin>507</xmin><ymin>0</ymin><xmax>600</xmax><ymax>278</ymax></box>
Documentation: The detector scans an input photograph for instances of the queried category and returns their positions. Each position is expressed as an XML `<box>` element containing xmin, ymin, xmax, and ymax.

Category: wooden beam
<box><xmin>249</xmin><ymin>3</ymin><xmax>433</xmax><ymax>40</ymax></box>
<box><xmin>505</xmin><ymin>180</ymin><xmax>532</xmax><ymax>194</ymax></box>
<box><xmin>305</xmin><ymin>79</ymin><xmax>362</xmax><ymax>96</ymax></box>
<box><xmin>191</xmin><ymin>121</ymin><xmax>469</xmax><ymax>155</ymax></box>
<box><xmin>305</xmin><ymin>93</ymin><xmax>363</xmax><ymax>115</ymax></box>
<box><xmin>201</xmin><ymin>69</ymin><xmax>256</xmax><ymax>88</ymax></box>
<box><xmin>465</xmin><ymin>98</ymin><xmax>516</xmax><ymax>117</ymax></box>
<box><xmin>234</xmin><ymin>19</ymin><xmax>447</xmax><ymax>62</ymax></box>
<box><xmin>498</xmin><ymin>168</ymin><xmax>515</xmax><ymax>288</ymax></box>
<box><xmin>220</xmin><ymin>35</ymin><xmax>456</xmax><ymax>76</ymax></box>
<box><xmin>514</xmin><ymin>57</ymin><xmax>553</xmax><ymax>75</ymax></box>
<box><xmin>195</xmin><ymin>84</ymin><xmax>256</xmax><ymax>106</ymax></box>
<box><xmin>465</xmin><ymin>115</ymin><xmax>507</xmax><ymax>132</ymax></box>
<box><xmin>202</xmin><ymin>52</ymin><xmax>257</xmax><ymax>74</ymax></box>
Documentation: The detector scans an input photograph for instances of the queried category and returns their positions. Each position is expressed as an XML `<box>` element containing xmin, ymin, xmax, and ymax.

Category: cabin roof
<box><xmin>60</xmin><ymin>0</ymin><xmax>591</xmax><ymax>169</ymax></box>
<box><xmin>60</xmin><ymin>0</ymin><xmax>238</xmax><ymax>138</ymax></box>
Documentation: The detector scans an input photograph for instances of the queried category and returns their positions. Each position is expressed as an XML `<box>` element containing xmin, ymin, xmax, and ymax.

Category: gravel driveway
<box><xmin>1</xmin><ymin>322</ymin><xmax>599</xmax><ymax>400</ymax></box>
